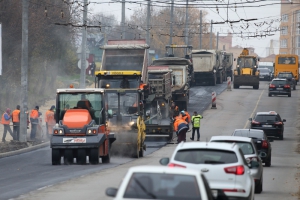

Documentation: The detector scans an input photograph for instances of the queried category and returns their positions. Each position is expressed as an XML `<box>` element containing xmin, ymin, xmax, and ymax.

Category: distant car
<box><xmin>105</xmin><ymin>165</ymin><xmax>229</xmax><ymax>200</ymax></box>
<box><xmin>159</xmin><ymin>142</ymin><xmax>255</xmax><ymax>200</ymax></box>
<box><xmin>258</xmin><ymin>68</ymin><xmax>272</xmax><ymax>81</ymax></box>
<box><xmin>268</xmin><ymin>78</ymin><xmax>291</xmax><ymax>97</ymax></box>
<box><xmin>250</xmin><ymin>111</ymin><xmax>286</xmax><ymax>140</ymax></box>
<box><xmin>210</xmin><ymin>136</ymin><xmax>263</xmax><ymax>194</ymax></box>
<box><xmin>232</xmin><ymin>129</ymin><xmax>273</xmax><ymax>167</ymax></box>
<box><xmin>277</xmin><ymin>71</ymin><xmax>296</xmax><ymax>90</ymax></box>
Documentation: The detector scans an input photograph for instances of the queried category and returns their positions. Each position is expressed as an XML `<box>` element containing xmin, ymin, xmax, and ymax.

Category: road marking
<box><xmin>243</xmin><ymin>87</ymin><xmax>266</xmax><ymax>129</ymax></box>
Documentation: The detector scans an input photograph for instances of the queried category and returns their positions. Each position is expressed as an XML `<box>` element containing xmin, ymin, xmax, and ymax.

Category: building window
<box><xmin>297</xmin><ymin>11</ymin><xmax>300</xmax><ymax>22</ymax></box>
<box><xmin>296</xmin><ymin>36</ymin><xmax>300</xmax><ymax>48</ymax></box>
<box><xmin>297</xmin><ymin>26</ymin><xmax>300</xmax><ymax>35</ymax></box>
<box><xmin>280</xmin><ymin>39</ymin><xmax>287</xmax><ymax>48</ymax></box>
<box><xmin>282</xmin><ymin>14</ymin><xmax>288</xmax><ymax>22</ymax></box>
<box><xmin>281</xmin><ymin>26</ymin><xmax>288</xmax><ymax>35</ymax></box>
<box><xmin>296</xmin><ymin>49</ymin><xmax>300</xmax><ymax>57</ymax></box>
<box><xmin>280</xmin><ymin>52</ymin><xmax>287</xmax><ymax>54</ymax></box>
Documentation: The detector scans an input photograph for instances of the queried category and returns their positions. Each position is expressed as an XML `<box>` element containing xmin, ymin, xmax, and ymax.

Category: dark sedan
<box><xmin>258</xmin><ymin>68</ymin><xmax>271</xmax><ymax>81</ymax></box>
<box><xmin>277</xmin><ymin>71</ymin><xmax>296</xmax><ymax>90</ymax></box>
<box><xmin>268</xmin><ymin>78</ymin><xmax>291</xmax><ymax>97</ymax></box>
<box><xmin>232</xmin><ymin>129</ymin><xmax>272</xmax><ymax>167</ymax></box>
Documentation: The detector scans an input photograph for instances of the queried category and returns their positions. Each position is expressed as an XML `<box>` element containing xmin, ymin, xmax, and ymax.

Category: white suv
<box><xmin>210</xmin><ymin>136</ymin><xmax>263</xmax><ymax>194</ymax></box>
<box><xmin>160</xmin><ymin>142</ymin><xmax>255</xmax><ymax>200</ymax></box>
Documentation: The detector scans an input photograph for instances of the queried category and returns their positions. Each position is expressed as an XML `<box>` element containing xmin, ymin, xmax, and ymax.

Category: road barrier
<box><xmin>227</xmin><ymin>77</ymin><xmax>232</xmax><ymax>91</ymax></box>
<box><xmin>211</xmin><ymin>91</ymin><xmax>217</xmax><ymax>109</ymax></box>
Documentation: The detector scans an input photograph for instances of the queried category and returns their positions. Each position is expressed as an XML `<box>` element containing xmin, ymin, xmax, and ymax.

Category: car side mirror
<box><xmin>282</xmin><ymin>119</ymin><xmax>286</xmax><ymax>122</ymax></box>
<box><xmin>212</xmin><ymin>189</ymin><xmax>229</xmax><ymax>200</ymax></box>
<box><xmin>159</xmin><ymin>157</ymin><xmax>170</xmax><ymax>166</ymax></box>
<box><xmin>106</xmin><ymin>187</ymin><xmax>118</xmax><ymax>197</ymax></box>
<box><xmin>248</xmin><ymin>118</ymin><xmax>252</xmax><ymax>121</ymax></box>
<box><xmin>249</xmin><ymin>160</ymin><xmax>260</xmax><ymax>168</ymax></box>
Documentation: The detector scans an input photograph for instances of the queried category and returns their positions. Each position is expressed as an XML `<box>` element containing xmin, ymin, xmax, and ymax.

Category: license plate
<box><xmin>276</xmin><ymin>88</ymin><xmax>283</xmax><ymax>90</ymax></box>
<box><xmin>262</xmin><ymin>125</ymin><xmax>272</xmax><ymax>127</ymax></box>
<box><xmin>63</xmin><ymin>138</ymin><xmax>86</xmax><ymax>143</ymax></box>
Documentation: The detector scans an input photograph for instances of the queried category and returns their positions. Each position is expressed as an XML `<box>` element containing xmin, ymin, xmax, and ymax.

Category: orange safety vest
<box><xmin>30</xmin><ymin>109</ymin><xmax>39</xmax><ymax>119</ymax></box>
<box><xmin>12</xmin><ymin>110</ymin><xmax>20</xmax><ymax>123</ymax></box>
<box><xmin>45</xmin><ymin>110</ymin><xmax>51</xmax><ymax>123</ymax></box>
<box><xmin>185</xmin><ymin>111</ymin><xmax>191</xmax><ymax>123</ymax></box>
<box><xmin>139</xmin><ymin>83</ymin><xmax>146</xmax><ymax>89</ymax></box>
<box><xmin>1</xmin><ymin>113</ymin><xmax>10</xmax><ymax>125</ymax></box>
<box><xmin>173</xmin><ymin>118</ymin><xmax>187</xmax><ymax>132</ymax></box>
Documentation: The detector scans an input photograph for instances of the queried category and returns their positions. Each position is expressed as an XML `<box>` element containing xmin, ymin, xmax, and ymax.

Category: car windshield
<box><xmin>211</xmin><ymin>141</ymin><xmax>254</xmax><ymax>155</ymax></box>
<box><xmin>258</xmin><ymin>68</ymin><xmax>269</xmax><ymax>73</ymax></box>
<box><xmin>278</xmin><ymin>73</ymin><xmax>293</xmax><ymax>78</ymax></box>
<box><xmin>174</xmin><ymin>149</ymin><xmax>238</xmax><ymax>164</ymax></box>
<box><xmin>123</xmin><ymin>172</ymin><xmax>201</xmax><ymax>200</ymax></box>
<box><xmin>272</xmin><ymin>80</ymin><xmax>287</xmax><ymax>86</ymax></box>
<box><xmin>254</xmin><ymin>115</ymin><xmax>279</xmax><ymax>122</ymax></box>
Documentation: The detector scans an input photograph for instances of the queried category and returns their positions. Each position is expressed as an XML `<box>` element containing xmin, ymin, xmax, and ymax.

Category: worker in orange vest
<box><xmin>183</xmin><ymin>109</ymin><xmax>191</xmax><ymax>123</ymax></box>
<box><xmin>30</xmin><ymin>106</ymin><xmax>39</xmax><ymax>140</ymax></box>
<box><xmin>45</xmin><ymin>105</ymin><xmax>56</xmax><ymax>138</ymax></box>
<box><xmin>1</xmin><ymin>108</ymin><xmax>13</xmax><ymax>142</ymax></box>
<box><xmin>173</xmin><ymin>113</ymin><xmax>189</xmax><ymax>143</ymax></box>
<box><xmin>12</xmin><ymin>105</ymin><xmax>21</xmax><ymax>140</ymax></box>
<box><xmin>139</xmin><ymin>81</ymin><xmax>147</xmax><ymax>90</ymax></box>
<box><xmin>170</xmin><ymin>102</ymin><xmax>179</xmax><ymax>118</ymax></box>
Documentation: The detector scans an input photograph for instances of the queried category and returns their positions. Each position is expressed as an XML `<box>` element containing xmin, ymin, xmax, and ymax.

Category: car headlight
<box><xmin>53</xmin><ymin>128</ymin><xmax>64</xmax><ymax>135</ymax></box>
<box><xmin>86</xmin><ymin>128</ymin><xmax>97</xmax><ymax>135</ymax></box>
<box><xmin>237</xmin><ymin>65</ymin><xmax>239</xmax><ymax>68</ymax></box>
<box><xmin>129</xmin><ymin>121</ymin><xmax>135</xmax><ymax>126</ymax></box>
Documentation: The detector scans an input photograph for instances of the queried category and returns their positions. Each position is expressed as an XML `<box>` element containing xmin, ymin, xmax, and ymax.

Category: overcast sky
<box><xmin>89</xmin><ymin>0</ymin><xmax>281</xmax><ymax>57</ymax></box>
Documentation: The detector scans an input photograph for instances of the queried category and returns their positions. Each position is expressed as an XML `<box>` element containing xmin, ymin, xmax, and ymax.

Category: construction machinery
<box><xmin>152</xmin><ymin>57</ymin><xmax>191</xmax><ymax>111</ymax></box>
<box><xmin>165</xmin><ymin>44</ymin><xmax>194</xmax><ymax>86</ymax></box>
<box><xmin>144</xmin><ymin>66</ymin><xmax>174</xmax><ymax>140</ymax></box>
<box><xmin>191</xmin><ymin>49</ymin><xmax>224</xmax><ymax>86</ymax></box>
<box><xmin>51</xmin><ymin>88</ymin><xmax>116</xmax><ymax>165</ymax></box>
<box><xmin>233</xmin><ymin>48</ymin><xmax>260</xmax><ymax>89</ymax></box>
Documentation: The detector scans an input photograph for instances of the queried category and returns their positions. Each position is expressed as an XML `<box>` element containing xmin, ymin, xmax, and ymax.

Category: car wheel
<box><xmin>268</xmin><ymin>93</ymin><xmax>272</xmax><ymax>97</ymax></box>
<box><xmin>265</xmin><ymin>154</ymin><xmax>271</xmax><ymax>167</ymax></box>
<box><xmin>255</xmin><ymin>176</ymin><xmax>263</xmax><ymax>194</ymax></box>
<box><xmin>293</xmin><ymin>85</ymin><xmax>296</xmax><ymax>90</ymax></box>
<box><xmin>279</xmin><ymin>134</ymin><xmax>284</xmax><ymax>140</ymax></box>
<box><xmin>288</xmin><ymin>93</ymin><xmax>291</xmax><ymax>97</ymax></box>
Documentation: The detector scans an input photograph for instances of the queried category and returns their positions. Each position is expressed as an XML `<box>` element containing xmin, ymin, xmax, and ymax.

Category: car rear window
<box><xmin>174</xmin><ymin>149</ymin><xmax>238</xmax><ymax>164</ymax></box>
<box><xmin>258</xmin><ymin>68</ymin><xmax>269</xmax><ymax>73</ymax></box>
<box><xmin>211</xmin><ymin>141</ymin><xmax>254</xmax><ymax>155</ymax></box>
<box><xmin>123</xmin><ymin>172</ymin><xmax>201</xmax><ymax>200</ymax></box>
<box><xmin>272</xmin><ymin>80</ymin><xmax>287</xmax><ymax>85</ymax></box>
<box><xmin>254</xmin><ymin>115</ymin><xmax>279</xmax><ymax>122</ymax></box>
<box><xmin>233</xmin><ymin>130</ymin><xmax>264</xmax><ymax>139</ymax></box>
<box><xmin>278</xmin><ymin>73</ymin><xmax>293</xmax><ymax>78</ymax></box>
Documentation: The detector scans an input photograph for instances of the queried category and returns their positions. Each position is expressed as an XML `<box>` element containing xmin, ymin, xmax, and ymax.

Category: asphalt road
<box><xmin>15</xmin><ymin>80</ymin><xmax>299</xmax><ymax>200</ymax></box>
<box><xmin>0</xmin><ymin>83</ymin><xmax>227</xmax><ymax>200</ymax></box>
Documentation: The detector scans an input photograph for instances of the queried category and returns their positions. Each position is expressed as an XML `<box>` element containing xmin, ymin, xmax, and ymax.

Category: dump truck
<box><xmin>191</xmin><ymin>49</ymin><xmax>224</xmax><ymax>86</ymax></box>
<box><xmin>99</xmin><ymin>39</ymin><xmax>149</xmax><ymax>83</ymax></box>
<box><xmin>51</xmin><ymin>88</ymin><xmax>116</xmax><ymax>165</ymax></box>
<box><xmin>151</xmin><ymin>57</ymin><xmax>191</xmax><ymax>111</ymax></box>
<box><xmin>274</xmin><ymin>54</ymin><xmax>299</xmax><ymax>83</ymax></box>
<box><xmin>222</xmin><ymin>52</ymin><xmax>234</xmax><ymax>81</ymax></box>
<box><xmin>95</xmin><ymin>71</ymin><xmax>147</xmax><ymax>158</ymax></box>
<box><xmin>165</xmin><ymin>44</ymin><xmax>194</xmax><ymax>86</ymax></box>
<box><xmin>144</xmin><ymin>66</ymin><xmax>174</xmax><ymax>141</ymax></box>
<box><xmin>233</xmin><ymin>48</ymin><xmax>260</xmax><ymax>89</ymax></box>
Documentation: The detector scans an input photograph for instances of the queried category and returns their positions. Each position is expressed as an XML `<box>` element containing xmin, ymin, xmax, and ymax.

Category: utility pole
<box><xmin>121</xmin><ymin>0</ymin><xmax>125</xmax><ymax>38</ymax></box>
<box><xmin>199</xmin><ymin>10</ymin><xmax>202</xmax><ymax>49</ymax></box>
<box><xmin>209</xmin><ymin>20</ymin><xmax>213</xmax><ymax>49</ymax></box>
<box><xmin>147</xmin><ymin>0</ymin><xmax>150</xmax><ymax>65</ymax></box>
<box><xmin>184</xmin><ymin>0</ymin><xmax>189</xmax><ymax>54</ymax></box>
<box><xmin>169</xmin><ymin>0</ymin><xmax>174</xmax><ymax>46</ymax></box>
<box><xmin>80</xmin><ymin>0</ymin><xmax>88</xmax><ymax>88</ymax></box>
<box><xmin>20</xmin><ymin>0</ymin><xmax>29</xmax><ymax>142</ymax></box>
<box><xmin>216</xmin><ymin>32</ymin><xmax>219</xmax><ymax>50</ymax></box>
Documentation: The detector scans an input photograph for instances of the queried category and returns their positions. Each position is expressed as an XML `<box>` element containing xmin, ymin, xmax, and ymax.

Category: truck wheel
<box><xmin>139</xmin><ymin>148</ymin><xmax>144</xmax><ymax>157</ymax></box>
<box><xmin>52</xmin><ymin>149</ymin><xmax>61</xmax><ymax>165</ymax></box>
<box><xmin>64</xmin><ymin>149</ymin><xmax>74</xmax><ymax>165</ymax></box>
<box><xmin>77</xmin><ymin>149</ymin><xmax>86</xmax><ymax>165</ymax></box>
<box><xmin>89</xmin><ymin>148</ymin><xmax>99</xmax><ymax>164</ymax></box>
<box><xmin>293</xmin><ymin>85</ymin><xmax>296</xmax><ymax>90</ymax></box>
<box><xmin>102</xmin><ymin>154</ymin><xmax>110</xmax><ymax>163</ymax></box>
<box><xmin>233</xmin><ymin>84</ymin><xmax>238</xmax><ymax>89</ymax></box>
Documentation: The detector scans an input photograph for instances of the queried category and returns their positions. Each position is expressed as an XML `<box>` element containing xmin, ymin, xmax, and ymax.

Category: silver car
<box><xmin>210</xmin><ymin>136</ymin><xmax>264</xmax><ymax>194</ymax></box>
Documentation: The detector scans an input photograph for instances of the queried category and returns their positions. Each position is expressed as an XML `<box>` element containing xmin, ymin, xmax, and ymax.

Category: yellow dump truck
<box><xmin>233</xmin><ymin>48</ymin><xmax>260</xmax><ymax>89</ymax></box>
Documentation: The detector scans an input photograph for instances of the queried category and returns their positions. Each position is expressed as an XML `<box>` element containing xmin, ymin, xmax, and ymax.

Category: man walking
<box><xmin>1</xmin><ymin>108</ymin><xmax>13</xmax><ymax>142</ymax></box>
<box><xmin>46</xmin><ymin>105</ymin><xmax>56</xmax><ymax>138</ymax></box>
<box><xmin>12</xmin><ymin>105</ymin><xmax>21</xmax><ymax>140</ymax></box>
<box><xmin>30</xmin><ymin>106</ymin><xmax>39</xmax><ymax>140</ymax></box>
<box><xmin>190</xmin><ymin>111</ymin><xmax>203</xmax><ymax>141</ymax></box>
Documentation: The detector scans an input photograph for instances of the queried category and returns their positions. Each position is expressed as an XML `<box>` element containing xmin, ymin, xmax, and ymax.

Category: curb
<box><xmin>0</xmin><ymin>142</ymin><xmax>50</xmax><ymax>159</ymax></box>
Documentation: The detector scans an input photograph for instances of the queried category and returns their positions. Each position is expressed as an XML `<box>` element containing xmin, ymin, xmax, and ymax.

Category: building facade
<box><xmin>279</xmin><ymin>0</ymin><xmax>300</xmax><ymax>55</ymax></box>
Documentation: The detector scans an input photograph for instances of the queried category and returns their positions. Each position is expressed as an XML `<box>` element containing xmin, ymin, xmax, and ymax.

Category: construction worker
<box><xmin>174</xmin><ymin>113</ymin><xmax>189</xmax><ymax>143</ymax></box>
<box><xmin>183</xmin><ymin>109</ymin><xmax>191</xmax><ymax>123</ymax></box>
<box><xmin>77</xmin><ymin>94</ymin><xmax>92</xmax><ymax>109</ymax></box>
<box><xmin>139</xmin><ymin>81</ymin><xmax>147</xmax><ymax>90</ymax></box>
<box><xmin>1</xmin><ymin>108</ymin><xmax>13</xmax><ymax>142</ymax></box>
<box><xmin>46</xmin><ymin>105</ymin><xmax>56</xmax><ymax>137</ymax></box>
<box><xmin>12</xmin><ymin>105</ymin><xmax>21</xmax><ymax>140</ymax></box>
<box><xmin>30</xmin><ymin>106</ymin><xmax>39</xmax><ymax>140</ymax></box>
<box><xmin>170</xmin><ymin>102</ymin><xmax>179</xmax><ymax>118</ymax></box>
<box><xmin>120</xmin><ymin>77</ymin><xmax>130</xmax><ymax>88</ymax></box>
<box><xmin>190</xmin><ymin>111</ymin><xmax>203</xmax><ymax>141</ymax></box>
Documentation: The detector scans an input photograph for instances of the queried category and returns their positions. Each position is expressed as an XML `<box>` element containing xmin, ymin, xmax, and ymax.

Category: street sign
<box><xmin>77</xmin><ymin>60</ymin><xmax>89</xmax><ymax>69</ymax></box>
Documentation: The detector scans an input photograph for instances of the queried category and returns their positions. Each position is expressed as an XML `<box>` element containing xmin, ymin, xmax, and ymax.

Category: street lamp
<box><xmin>76</xmin><ymin>46</ymin><xmax>90</xmax><ymax>88</ymax></box>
